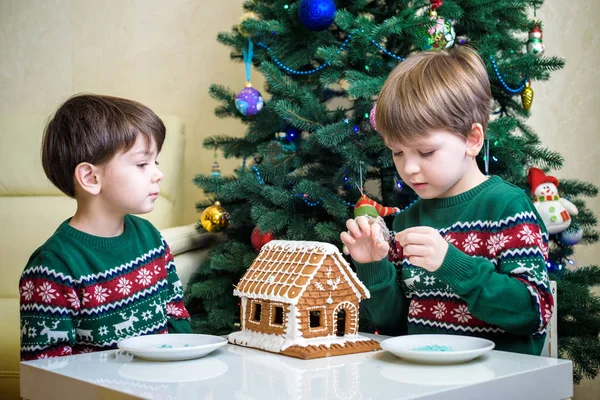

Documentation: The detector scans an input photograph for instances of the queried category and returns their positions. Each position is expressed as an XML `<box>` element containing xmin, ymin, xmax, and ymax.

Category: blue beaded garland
<box><xmin>298</xmin><ymin>0</ymin><xmax>337</xmax><ymax>32</ymax></box>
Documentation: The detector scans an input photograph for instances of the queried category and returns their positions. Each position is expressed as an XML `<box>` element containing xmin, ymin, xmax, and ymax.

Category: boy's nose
<box><xmin>403</xmin><ymin>158</ymin><xmax>420</xmax><ymax>175</ymax></box>
<box><xmin>153</xmin><ymin>167</ymin><xmax>164</xmax><ymax>183</ymax></box>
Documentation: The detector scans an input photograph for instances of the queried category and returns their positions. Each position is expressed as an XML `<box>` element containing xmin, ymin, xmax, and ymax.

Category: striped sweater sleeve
<box><xmin>434</xmin><ymin>194</ymin><xmax>553</xmax><ymax>336</ymax></box>
<box><xmin>162</xmin><ymin>241</ymin><xmax>192</xmax><ymax>333</ymax></box>
<box><xmin>19</xmin><ymin>251</ymin><xmax>78</xmax><ymax>360</ymax></box>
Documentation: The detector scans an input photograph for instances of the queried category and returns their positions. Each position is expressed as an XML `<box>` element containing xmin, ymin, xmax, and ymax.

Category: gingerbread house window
<box><xmin>253</xmin><ymin>303</ymin><xmax>262</xmax><ymax>322</ymax></box>
<box><xmin>272</xmin><ymin>306</ymin><xmax>284</xmax><ymax>325</ymax></box>
<box><xmin>309</xmin><ymin>310</ymin><xmax>321</xmax><ymax>328</ymax></box>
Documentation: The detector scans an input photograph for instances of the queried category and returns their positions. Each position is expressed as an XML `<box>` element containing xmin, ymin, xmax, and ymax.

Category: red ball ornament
<box><xmin>251</xmin><ymin>227</ymin><xmax>275</xmax><ymax>251</ymax></box>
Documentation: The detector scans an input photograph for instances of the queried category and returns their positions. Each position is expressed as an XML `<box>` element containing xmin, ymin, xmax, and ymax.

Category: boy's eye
<box><xmin>137</xmin><ymin>163</ymin><xmax>149</xmax><ymax>168</ymax></box>
<box><xmin>420</xmin><ymin>151</ymin><xmax>435</xmax><ymax>157</ymax></box>
<box><xmin>393</xmin><ymin>151</ymin><xmax>403</xmax><ymax>157</ymax></box>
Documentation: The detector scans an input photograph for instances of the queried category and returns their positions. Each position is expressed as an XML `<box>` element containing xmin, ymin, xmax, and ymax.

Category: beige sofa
<box><xmin>0</xmin><ymin>113</ymin><xmax>212</xmax><ymax>399</ymax></box>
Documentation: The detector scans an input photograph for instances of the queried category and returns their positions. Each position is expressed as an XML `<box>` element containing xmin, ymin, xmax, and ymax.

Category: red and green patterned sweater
<box><xmin>355</xmin><ymin>176</ymin><xmax>554</xmax><ymax>355</ymax></box>
<box><xmin>19</xmin><ymin>215</ymin><xmax>191</xmax><ymax>360</ymax></box>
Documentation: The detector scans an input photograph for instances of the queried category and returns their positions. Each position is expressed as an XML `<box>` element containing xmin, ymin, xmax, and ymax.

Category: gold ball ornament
<box><xmin>200</xmin><ymin>201</ymin><xmax>230</xmax><ymax>232</ymax></box>
<box><xmin>238</xmin><ymin>11</ymin><xmax>259</xmax><ymax>37</ymax></box>
<box><xmin>521</xmin><ymin>81</ymin><xmax>534</xmax><ymax>111</ymax></box>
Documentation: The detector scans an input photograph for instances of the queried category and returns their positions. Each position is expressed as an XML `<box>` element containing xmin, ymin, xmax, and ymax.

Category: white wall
<box><xmin>1</xmin><ymin>1</ymin><xmax>599</xmax><ymax>394</ymax></box>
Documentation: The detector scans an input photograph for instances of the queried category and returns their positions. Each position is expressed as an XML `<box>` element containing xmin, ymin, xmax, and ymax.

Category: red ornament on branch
<box><xmin>251</xmin><ymin>227</ymin><xmax>275</xmax><ymax>252</ymax></box>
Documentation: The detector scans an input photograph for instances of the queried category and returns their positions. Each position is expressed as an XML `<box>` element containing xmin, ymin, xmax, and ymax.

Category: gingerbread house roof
<box><xmin>233</xmin><ymin>240</ymin><xmax>370</xmax><ymax>305</ymax></box>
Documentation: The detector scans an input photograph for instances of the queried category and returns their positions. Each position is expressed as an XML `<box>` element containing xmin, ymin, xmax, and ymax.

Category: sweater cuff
<box><xmin>353</xmin><ymin>259</ymin><xmax>393</xmax><ymax>287</ymax></box>
<box><xmin>168</xmin><ymin>318</ymin><xmax>193</xmax><ymax>333</ymax></box>
<box><xmin>433</xmin><ymin>245</ymin><xmax>473</xmax><ymax>289</ymax></box>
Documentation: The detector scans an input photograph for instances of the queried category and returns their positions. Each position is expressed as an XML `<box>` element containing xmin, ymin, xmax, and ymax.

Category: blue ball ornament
<box><xmin>298</xmin><ymin>0</ymin><xmax>337</xmax><ymax>32</ymax></box>
<box><xmin>235</xmin><ymin>86</ymin><xmax>264</xmax><ymax>116</ymax></box>
<box><xmin>559</xmin><ymin>227</ymin><xmax>584</xmax><ymax>246</ymax></box>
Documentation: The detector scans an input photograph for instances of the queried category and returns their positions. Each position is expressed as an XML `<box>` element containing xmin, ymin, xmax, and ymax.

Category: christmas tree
<box><xmin>186</xmin><ymin>0</ymin><xmax>600</xmax><ymax>383</ymax></box>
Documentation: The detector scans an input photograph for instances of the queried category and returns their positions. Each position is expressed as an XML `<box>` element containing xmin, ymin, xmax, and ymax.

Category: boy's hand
<box><xmin>396</xmin><ymin>227</ymin><xmax>448</xmax><ymax>272</ymax></box>
<box><xmin>340</xmin><ymin>216</ymin><xmax>389</xmax><ymax>263</ymax></box>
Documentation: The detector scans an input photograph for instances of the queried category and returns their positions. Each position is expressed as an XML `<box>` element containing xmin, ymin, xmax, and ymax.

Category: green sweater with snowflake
<box><xmin>19</xmin><ymin>215</ymin><xmax>191</xmax><ymax>360</ymax></box>
<box><xmin>355</xmin><ymin>176</ymin><xmax>554</xmax><ymax>355</ymax></box>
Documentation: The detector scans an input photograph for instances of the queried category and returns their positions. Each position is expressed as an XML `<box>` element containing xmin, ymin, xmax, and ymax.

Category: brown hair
<box><xmin>41</xmin><ymin>94</ymin><xmax>166</xmax><ymax>197</ymax></box>
<box><xmin>375</xmin><ymin>46</ymin><xmax>491</xmax><ymax>145</ymax></box>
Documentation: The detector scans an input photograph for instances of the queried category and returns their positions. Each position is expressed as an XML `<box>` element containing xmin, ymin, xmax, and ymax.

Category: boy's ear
<box><xmin>465</xmin><ymin>123</ymin><xmax>485</xmax><ymax>158</ymax></box>
<box><xmin>73</xmin><ymin>162</ymin><xmax>101</xmax><ymax>195</ymax></box>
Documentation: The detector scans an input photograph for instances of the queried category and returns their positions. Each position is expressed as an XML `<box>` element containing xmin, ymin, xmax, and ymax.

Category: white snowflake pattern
<box><xmin>463</xmin><ymin>233</ymin><xmax>482</xmax><ymax>254</ymax></box>
<box><xmin>517</xmin><ymin>226</ymin><xmax>537</xmax><ymax>245</ymax></box>
<box><xmin>444</xmin><ymin>234</ymin><xmax>458</xmax><ymax>245</ymax></box>
<box><xmin>142</xmin><ymin>310</ymin><xmax>153</xmax><ymax>321</ymax></box>
<box><xmin>423</xmin><ymin>276</ymin><xmax>436</xmax><ymax>286</ymax></box>
<box><xmin>80</xmin><ymin>347</ymin><xmax>94</xmax><ymax>354</ymax></box>
<box><xmin>81</xmin><ymin>291</ymin><xmax>91</xmax><ymax>305</ymax></box>
<box><xmin>486</xmin><ymin>233</ymin><xmax>512</xmax><ymax>256</ymax></box>
<box><xmin>166</xmin><ymin>304</ymin><xmax>182</xmax><ymax>316</ymax></box>
<box><xmin>431</xmin><ymin>303</ymin><xmax>447</xmax><ymax>319</ymax></box>
<box><xmin>154</xmin><ymin>264</ymin><xmax>161</xmax><ymax>275</ymax></box>
<box><xmin>136</xmin><ymin>268</ymin><xmax>153</xmax><ymax>286</ymax></box>
<box><xmin>98</xmin><ymin>326</ymin><xmax>108</xmax><ymax>336</ymax></box>
<box><xmin>452</xmin><ymin>304</ymin><xmax>473</xmax><ymax>323</ymax></box>
<box><xmin>61</xmin><ymin>347</ymin><xmax>72</xmax><ymax>355</ymax></box>
<box><xmin>93</xmin><ymin>286</ymin><xmax>110</xmax><ymax>303</ymax></box>
<box><xmin>408</xmin><ymin>301</ymin><xmax>425</xmax><ymax>316</ymax></box>
<box><xmin>37</xmin><ymin>282</ymin><xmax>58</xmax><ymax>303</ymax></box>
<box><xmin>65</xmin><ymin>291</ymin><xmax>80</xmax><ymax>309</ymax></box>
<box><xmin>38</xmin><ymin>354</ymin><xmax>49</xmax><ymax>359</ymax></box>
<box><xmin>536</xmin><ymin>232</ymin><xmax>549</xmax><ymax>257</ymax></box>
<box><xmin>21</xmin><ymin>281</ymin><xmax>35</xmax><ymax>300</ymax></box>
<box><xmin>116</xmin><ymin>278</ymin><xmax>132</xmax><ymax>295</ymax></box>
<box><xmin>28</xmin><ymin>327</ymin><xmax>37</xmax><ymax>338</ymax></box>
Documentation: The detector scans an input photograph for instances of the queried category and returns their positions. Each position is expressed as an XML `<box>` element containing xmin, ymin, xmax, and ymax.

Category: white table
<box><xmin>20</xmin><ymin>334</ymin><xmax>572</xmax><ymax>400</ymax></box>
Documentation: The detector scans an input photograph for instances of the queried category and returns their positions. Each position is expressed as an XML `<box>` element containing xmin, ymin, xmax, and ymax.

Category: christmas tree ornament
<box><xmin>238</xmin><ymin>11</ymin><xmax>259</xmax><ymax>37</ymax></box>
<box><xmin>521</xmin><ymin>81</ymin><xmax>534</xmax><ymax>111</ymax></box>
<box><xmin>559</xmin><ymin>226</ymin><xmax>584</xmax><ymax>246</ymax></box>
<box><xmin>235</xmin><ymin>38</ymin><xmax>264</xmax><ymax>116</ymax></box>
<box><xmin>528</xmin><ymin>167</ymin><xmax>579</xmax><ymax>234</ymax></box>
<box><xmin>298</xmin><ymin>0</ymin><xmax>336</xmax><ymax>31</ymax></box>
<box><xmin>527</xmin><ymin>23</ymin><xmax>545</xmax><ymax>57</ymax></box>
<box><xmin>200</xmin><ymin>201</ymin><xmax>230</xmax><ymax>232</ymax></box>
<box><xmin>343</xmin><ymin>193</ymin><xmax>400</xmax><ymax>255</ymax></box>
<box><xmin>422</xmin><ymin>1</ymin><xmax>455</xmax><ymax>51</ymax></box>
<box><xmin>251</xmin><ymin>226</ymin><xmax>275</xmax><ymax>252</ymax></box>
<box><xmin>369</xmin><ymin>103</ymin><xmax>377</xmax><ymax>131</ymax></box>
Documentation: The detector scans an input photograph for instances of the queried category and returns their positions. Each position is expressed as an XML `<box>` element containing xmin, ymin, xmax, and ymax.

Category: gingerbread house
<box><xmin>228</xmin><ymin>240</ymin><xmax>381</xmax><ymax>359</ymax></box>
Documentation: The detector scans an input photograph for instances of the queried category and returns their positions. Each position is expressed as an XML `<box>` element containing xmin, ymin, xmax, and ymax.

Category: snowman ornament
<box><xmin>528</xmin><ymin>167</ymin><xmax>578</xmax><ymax>234</ymax></box>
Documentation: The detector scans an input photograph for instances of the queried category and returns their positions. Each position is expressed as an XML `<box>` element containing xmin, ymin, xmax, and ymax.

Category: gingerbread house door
<box><xmin>333</xmin><ymin>302</ymin><xmax>357</xmax><ymax>336</ymax></box>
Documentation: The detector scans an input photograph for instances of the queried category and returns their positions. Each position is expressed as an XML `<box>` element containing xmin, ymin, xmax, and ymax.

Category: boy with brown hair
<box><xmin>20</xmin><ymin>94</ymin><xmax>191</xmax><ymax>360</ymax></box>
<box><xmin>341</xmin><ymin>47</ymin><xmax>553</xmax><ymax>355</ymax></box>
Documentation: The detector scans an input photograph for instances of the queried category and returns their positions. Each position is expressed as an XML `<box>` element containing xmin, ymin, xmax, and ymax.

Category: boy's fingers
<box><xmin>401</xmin><ymin>226</ymin><xmax>435</xmax><ymax>235</ymax></box>
<box><xmin>397</xmin><ymin>232</ymin><xmax>429</xmax><ymax>247</ymax></box>
<box><xmin>356</xmin><ymin>216</ymin><xmax>371</xmax><ymax>234</ymax></box>
<box><xmin>403</xmin><ymin>244</ymin><xmax>427</xmax><ymax>257</ymax></box>
<box><xmin>340</xmin><ymin>231</ymin><xmax>356</xmax><ymax>245</ymax></box>
<box><xmin>346</xmin><ymin>219</ymin><xmax>361</xmax><ymax>237</ymax></box>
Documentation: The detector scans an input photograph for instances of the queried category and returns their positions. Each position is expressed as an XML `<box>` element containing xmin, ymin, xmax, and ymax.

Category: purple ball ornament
<box><xmin>369</xmin><ymin>103</ymin><xmax>377</xmax><ymax>131</ymax></box>
<box><xmin>235</xmin><ymin>85</ymin><xmax>264</xmax><ymax>116</ymax></box>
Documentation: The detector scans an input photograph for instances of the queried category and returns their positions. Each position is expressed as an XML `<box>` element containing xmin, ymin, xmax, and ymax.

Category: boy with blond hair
<box><xmin>341</xmin><ymin>47</ymin><xmax>553</xmax><ymax>355</ymax></box>
<box><xmin>20</xmin><ymin>94</ymin><xmax>191</xmax><ymax>360</ymax></box>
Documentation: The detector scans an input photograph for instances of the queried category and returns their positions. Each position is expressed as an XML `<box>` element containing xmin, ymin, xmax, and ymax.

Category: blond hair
<box><xmin>375</xmin><ymin>46</ymin><xmax>491</xmax><ymax>144</ymax></box>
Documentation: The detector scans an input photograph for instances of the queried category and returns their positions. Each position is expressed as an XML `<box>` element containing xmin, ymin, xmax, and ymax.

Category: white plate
<box><xmin>380</xmin><ymin>334</ymin><xmax>494</xmax><ymax>365</ymax></box>
<box><xmin>117</xmin><ymin>334</ymin><xmax>227</xmax><ymax>361</ymax></box>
